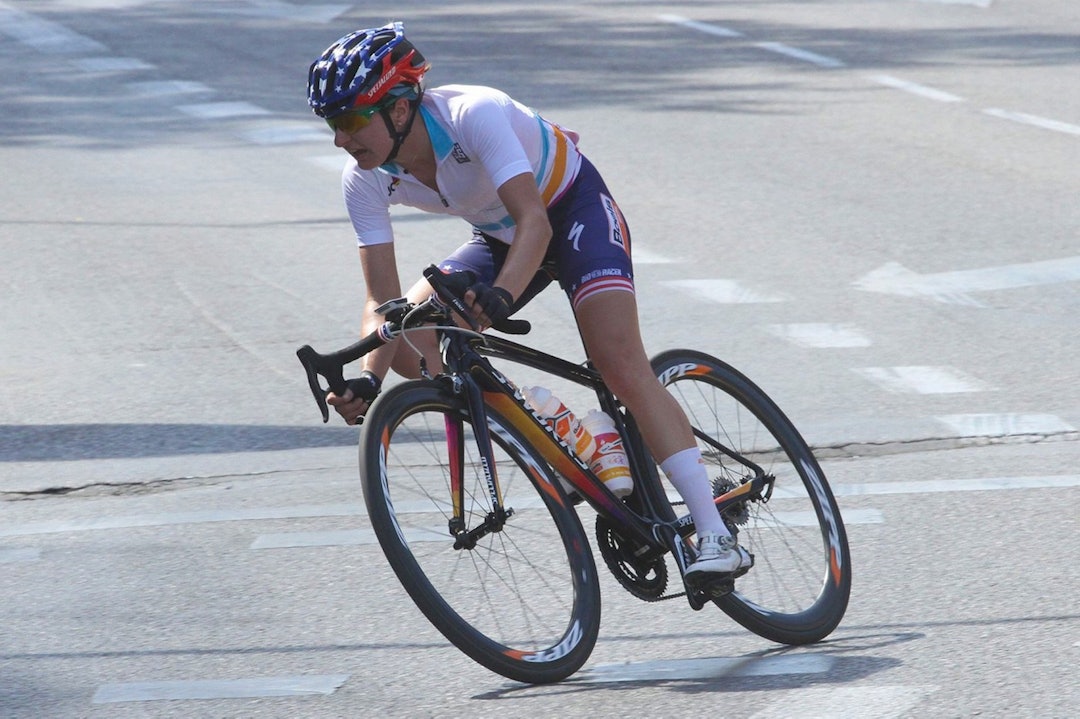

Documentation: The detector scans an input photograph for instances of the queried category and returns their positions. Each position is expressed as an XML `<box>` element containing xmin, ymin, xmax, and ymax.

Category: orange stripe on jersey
<box><xmin>540</xmin><ymin>124</ymin><xmax>569</xmax><ymax>205</ymax></box>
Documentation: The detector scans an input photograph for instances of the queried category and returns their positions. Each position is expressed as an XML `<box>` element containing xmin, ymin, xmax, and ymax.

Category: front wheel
<box><xmin>359</xmin><ymin>380</ymin><xmax>601</xmax><ymax>683</ymax></box>
<box><xmin>652</xmin><ymin>350</ymin><xmax>851</xmax><ymax>645</ymax></box>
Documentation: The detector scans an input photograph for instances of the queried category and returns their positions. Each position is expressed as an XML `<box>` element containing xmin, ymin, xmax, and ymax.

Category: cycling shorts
<box><xmin>438</xmin><ymin>155</ymin><xmax>634</xmax><ymax>313</ymax></box>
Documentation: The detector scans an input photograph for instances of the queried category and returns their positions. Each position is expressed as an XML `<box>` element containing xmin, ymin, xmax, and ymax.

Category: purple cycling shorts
<box><xmin>439</xmin><ymin>155</ymin><xmax>634</xmax><ymax>313</ymax></box>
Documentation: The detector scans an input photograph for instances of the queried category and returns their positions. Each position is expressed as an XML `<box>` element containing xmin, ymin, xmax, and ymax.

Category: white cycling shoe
<box><xmin>686</xmin><ymin>532</ymin><xmax>753</xmax><ymax>578</ymax></box>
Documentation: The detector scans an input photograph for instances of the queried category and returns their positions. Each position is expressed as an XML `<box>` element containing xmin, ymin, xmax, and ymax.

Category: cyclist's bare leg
<box><xmin>574</xmin><ymin>289</ymin><xmax>728</xmax><ymax>538</ymax></box>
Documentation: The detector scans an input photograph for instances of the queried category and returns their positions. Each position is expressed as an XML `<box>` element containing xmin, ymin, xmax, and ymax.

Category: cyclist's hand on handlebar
<box><xmin>326</xmin><ymin>371</ymin><xmax>381</xmax><ymax>425</ymax></box>
<box><xmin>465</xmin><ymin>282</ymin><xmax>513</xmax><ymax>331</ymax></box>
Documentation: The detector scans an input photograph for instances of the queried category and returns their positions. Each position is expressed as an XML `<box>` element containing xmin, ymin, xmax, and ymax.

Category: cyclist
<box><xmin>306</xmin><ymin>22</ymin><xmax>751</xmax><ymax>580</ymax></box>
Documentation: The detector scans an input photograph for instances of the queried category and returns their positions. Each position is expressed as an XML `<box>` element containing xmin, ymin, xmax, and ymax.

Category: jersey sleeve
<box><xmin>342</xmin><ymin>163</ymin><xmax>395</xmax><ymax>246</ymax></box>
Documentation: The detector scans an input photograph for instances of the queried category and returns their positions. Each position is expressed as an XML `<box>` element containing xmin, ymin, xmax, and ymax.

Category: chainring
<box><xmin>595</xmin><ymin>515</ymin><xmax>668</xmax><ymax>601</ymax></box>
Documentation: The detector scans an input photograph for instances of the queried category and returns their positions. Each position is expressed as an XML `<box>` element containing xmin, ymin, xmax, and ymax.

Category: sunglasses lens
<box><xmin>326</xmin><ymin>99</ymin><xmax>394</xmax><ymax>134</ymax></box>
<box><xmin>328</xmin><ymin>112</ymin><xmax>372</xmax><ymax>133</ymax></box>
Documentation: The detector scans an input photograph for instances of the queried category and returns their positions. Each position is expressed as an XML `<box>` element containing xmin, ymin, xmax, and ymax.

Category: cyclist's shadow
<box><xmin>472</xmin><ymin>631</ymin><xmax>920</xmax><ymax>698</ymax></box>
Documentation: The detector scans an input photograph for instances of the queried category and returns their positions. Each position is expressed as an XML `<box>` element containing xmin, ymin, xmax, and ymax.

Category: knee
<box><xmin>589</xmin><ymin>346</ymin><xmax>657</xmax><ymax>403</ymax></box>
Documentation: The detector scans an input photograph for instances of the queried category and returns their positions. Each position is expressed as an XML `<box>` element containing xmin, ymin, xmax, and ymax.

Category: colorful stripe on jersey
<box><xmin>535</xmin><ymin>115</ymin><xmax>579</xmax><ymax>207</ymax></box>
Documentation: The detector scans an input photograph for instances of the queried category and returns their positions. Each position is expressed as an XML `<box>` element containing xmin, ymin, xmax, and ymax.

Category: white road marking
<box><xmin>665</xmin><ymin>278</ymin><xmax>788</xmax><ymax>303</ymax></box>
<box><xmin>243</xmin><ymin>122</ymin><xmax>329</xmax><ymax>145</ymax></box>
<box><xmin>125</xmin><ymin>80</ymin><xmax>213</xmax><ymax>97</ymax></box>
<box><xmin>854</xmin><ymin>366</ymin><xmax>993</xmax><ymax>394</ymax></box>
<box><xmin>206</xmin><ymin>0</ymin><xmax>351</xmax><ymax>24</ymax></box>
<box><xmin>0</xmin><ymin>547</ymin><xmax>41</xmax><ymax>563</ymax></box>
<box><xmin>0</xmin><ymin>1</ymin><xmax>107</xmax><ymax>53</ymax></box>
<box><xmin>631</xmin><ymin>247</ymin><xmax>678</xmax><ymax>264</ymax></box>
<box><xmin>657</xmin><ymin>14</ymin><xmax>743</xmax><ymax>38</ymax></box>
<box><xmin>937</xmin><ymin>413</ymin><xmax>1076</xmax><ymax>436</ymax></box>
<box><xmin>658</xmin><ymin>14</ymin><xmax>844</xmax><ymax>67</ymax></box>
<box><xmin>176</xmin><ymin>101</ymin><xmax>272</xmax><ymax>119</ymax></box>
<box><xmin>755</xmin><ymin>41</ymin><xmax>846</xmax><ymax>68</ymax></box>
<box><xmin>853</xmin><ymin>257</ymin><xmax>1080</xmax><ymax>306</ymax></box>
<box><xmin>869</xmin><ymin>74</ymin><xmax>964</xmax><ymax>103</ymax></box>
<box><xmin>92</xmin><ymin>675</ymin><xmax>350</xmax><ymax>703</ymax></box>
<box><xmin>767</xmin><ymin>323</ymin><xmax>872</xmax><ymax>348</ymax></box>
<box><xmin>577</xmin><ymin>653</ymin><xmax>834</xmax><ymax>684</ymax></box>
<box><xmin>71</xmin><ymin>56</ymin><xmax>155</xmax><ymax>72</ymax></box>
<box><xmin>983</xmin><ymin>108</ymin><xmax>1080</xmax><ymax>136</ymax></box>
<box><xmin>915</xmin><ymin>0</ymin><xmax>991</xmax><ymax>6</ymax></box>
<box><xmin>6</xmin><ymin>476</ymin><xmax>1072</xmax><ymax>540</ymax></box>
<box><xmin>249</xmin><ymin>508</ymin><xmax>886</xmax><ymax>549</ymax></box>
<box><xmin>830</xmin><ymin>475</ymin><xmax>1080</xmax><ymax>497</ymax></box>
<box><xmin>750</xmin><ymin>685</ymin><xmax>938</xmax><ymax>719</ymax></box>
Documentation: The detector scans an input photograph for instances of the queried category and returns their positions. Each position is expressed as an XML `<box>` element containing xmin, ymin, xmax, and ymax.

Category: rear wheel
<box><xmin>652</xmin><ymin>350</ymin><xmax>851</xmax><ymax>644</ymax></box>
<box><xmin>359</xmin><ymin>380</ymin><xmax>601</xmax><ymax>683</ymax></box>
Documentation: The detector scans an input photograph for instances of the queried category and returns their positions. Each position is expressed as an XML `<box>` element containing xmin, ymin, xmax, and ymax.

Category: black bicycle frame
<box><xmin>441</xmin><ymin>329</ymin><xmax>696</xmax><ymax>570</ymax></box>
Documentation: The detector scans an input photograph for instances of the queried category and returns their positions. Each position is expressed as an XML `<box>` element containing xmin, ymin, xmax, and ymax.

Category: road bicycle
<box><xmin>297</xmin><ymin>265</ymin><xmax>851</xmax><ymax>684</ymax></box>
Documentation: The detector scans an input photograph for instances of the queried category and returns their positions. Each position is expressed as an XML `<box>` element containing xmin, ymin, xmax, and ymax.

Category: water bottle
<box><xmin>580</xmin><ymin>409</ymin><xmax>633</xmax><ymax>498</ymax></box>
<box><xmin>522</xmin><ymin>387</ymin><xmax>633</xmax><ymax>498</ymax></box>
<box><xmin>521</xmin><ymin>386</ymin><xmax>592</xmax><ymax>458</ymax></box>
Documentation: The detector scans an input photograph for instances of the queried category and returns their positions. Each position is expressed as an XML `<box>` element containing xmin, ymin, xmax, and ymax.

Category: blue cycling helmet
<box><xmin>307</xmin><ymin>22</ymin><xmax>430</xmax><ymax>120</ymax></box>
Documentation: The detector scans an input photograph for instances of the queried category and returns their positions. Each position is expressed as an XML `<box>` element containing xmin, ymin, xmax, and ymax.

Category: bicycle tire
<box><xmin>652</xmin><ymin>349</ymin><xmax>851</xmax><ymax>645</ymax></box>
<box><xmin>359</xmin><ymin>380</ymin><xmax>601</xmax><ymax>683</ymax></box>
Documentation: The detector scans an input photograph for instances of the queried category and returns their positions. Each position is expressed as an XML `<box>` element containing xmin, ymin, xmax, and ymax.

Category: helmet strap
<box><xmin>380</xmin><ymin>89</ymin><xmax>424</xmax><ymax>165</ymax></box>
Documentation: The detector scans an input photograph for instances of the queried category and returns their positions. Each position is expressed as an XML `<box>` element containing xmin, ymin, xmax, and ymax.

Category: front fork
<box><xmin>444</xmin><ymin>376</ymin><xmax>512</xmax><ymax>550</ymax></box>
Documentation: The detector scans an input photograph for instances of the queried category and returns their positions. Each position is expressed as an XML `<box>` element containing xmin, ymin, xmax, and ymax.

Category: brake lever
<box><xmin>422</xmin><ymin>265</ymin><xmax>531</xmax><ymax>335</ymax></box>
<box><xmin>423</xmin><ymin>265</ymin><xmax>480</xmax><ymax>331</ymax></box>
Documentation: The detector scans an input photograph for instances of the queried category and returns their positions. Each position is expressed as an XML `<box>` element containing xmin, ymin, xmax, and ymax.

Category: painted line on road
<box><xmin>868</xmin><ymin>75</ymin><xmax>964</xmax><ymax>103</ymax></box>
<box><xmin>829</xmin><ymin>475</ymin><xmax>1080</xmax><ymax>497</ymax></box>
<box><xmin>983</xmin><ymin>108</ymin><xmax>1080</xmax><ymax>137</ymax></box>
<box><xmin>767</xmin><ymin>323</ymin><xmax>872</xmax><ymax>348</ymax></box>
<box><xmin>853</xmin><ymin>366</ymin><xmax>993</xmax><ymax>394</ymax></box>
<box><xmin>71</xmin><ymin>56</ymin><xmax>155</xmax><ymax>72</ymax></box>
<box><xmin>176</xmin><ymin>101</ymin><xmax>272</xmax><ymax>119</ymax></box>
<box><xmin>854</xmin><ymin>256</ymin><xmax>1080</xmax><ymax>306</ymax></box>
<box><xmin>915</xmin><ymin>0</ymin><xmax>992</xmax><ymax>6</ymax></box>
<box><xmin>658</xmin><ymin>15</ymin><xmax>844</xmax><ymax>68</ymax></box>
<box><xmin>661</xmin><ymin>11</ymin><xmax>1078</xmax><ymax>141</ymax></box>
<box><xmin>92</xmin><ymin>674</ymin><xmax>350</xmax><ymax>704</ymax></box>
<box><xmin>6</xmin><ymin>476</ymin><xmax>1072</xmax><ymax>539</ymax></box>
<box><xmin>249</xmin><ymin>508</ymin><xmax>886</xmax><ymax>549</ymax></box>
<box><xmin>749</xmin><ymin>685</ymin><xmax>938</xmax><ymax>719</ymax></box>
<box><xmin>657</xmin><ymin>14</ymin><xmax>743</xmax><ymax>38</ymax></box>
<box><xmin>0</xmin><ymin>547</ymin><xmax>41</xmax><ymax>563</ymax></box>
<box><xmin>664</xmin><ymin>278</ymin><xmax>788</xmax><ymax>303</ymax></box>
<box><xmin>577</xmin><ymin>653</ymin><xmax>834</xmax><ymax>684</ymax></box>
<box><xmin>936</xmin><ymin>413</ymin><xmax>1076</xmax><ymax>437</ymax></box>
<box><xmin>0</xmin><ymin>1</ymin><xmax>107</xmax><ymax>53</ymax></box>
<box><xmin>244</xmin><ymin>122</ymin><xmax>329</xmax><ymax>145</ymax></box>
<box><xmin>754</xmin><ymin>41</ymin><xmax>845</xmax><ymax>69</ymax></box>
<box><xmin>125</xmin><ymin>80</ymin><xmax>214</xmax><ymax>98</ymax></box>
<box><xmin>630</xmin><ymin>247</ymin><xmax>678</xmax><ymax>264</ymax></box>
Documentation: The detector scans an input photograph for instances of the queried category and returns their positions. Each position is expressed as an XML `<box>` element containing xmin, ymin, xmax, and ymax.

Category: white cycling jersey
<box><xmin>341</xmin><ymin>85</ymin><xmax>582</xmax><ymax>247</ymax></box>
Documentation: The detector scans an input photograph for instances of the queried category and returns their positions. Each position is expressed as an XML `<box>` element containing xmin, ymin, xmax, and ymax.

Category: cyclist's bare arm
<box><xmin>475</xmin><ymin>172</ymin><xmax>552</xmax><ymax>308</ymax></box>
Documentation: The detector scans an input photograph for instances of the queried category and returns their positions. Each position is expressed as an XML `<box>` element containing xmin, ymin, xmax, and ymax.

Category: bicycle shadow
<box><xmin>472</xmin><ymin>631</ymin><xmax>920</xmax><ymax>699</ymax></box>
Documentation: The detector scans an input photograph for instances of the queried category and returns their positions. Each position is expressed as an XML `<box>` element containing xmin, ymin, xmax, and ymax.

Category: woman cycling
<box><xmin>306</xmin><ymin>22</ymin><xmax>751</xmax><ymax>581</ymax></box>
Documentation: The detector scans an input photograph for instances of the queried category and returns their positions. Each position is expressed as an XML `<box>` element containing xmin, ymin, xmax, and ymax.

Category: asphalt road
<box><xmin>1</xmin><ymin>0</ymin><xmax>1077</xmax><ymax>717</ymax></box>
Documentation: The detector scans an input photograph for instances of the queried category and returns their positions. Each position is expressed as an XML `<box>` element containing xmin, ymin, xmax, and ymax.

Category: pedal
<box><xmin>684</xmin><ymin>571</ymin><xmax>735</xmax><ymax>608</ymax></box>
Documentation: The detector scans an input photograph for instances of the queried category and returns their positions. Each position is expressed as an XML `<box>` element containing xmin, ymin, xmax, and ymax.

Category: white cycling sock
<box><xmin>659</xmin><ymin>447</ymin><xmax>730</xmax><ymax>537</ymax></box>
